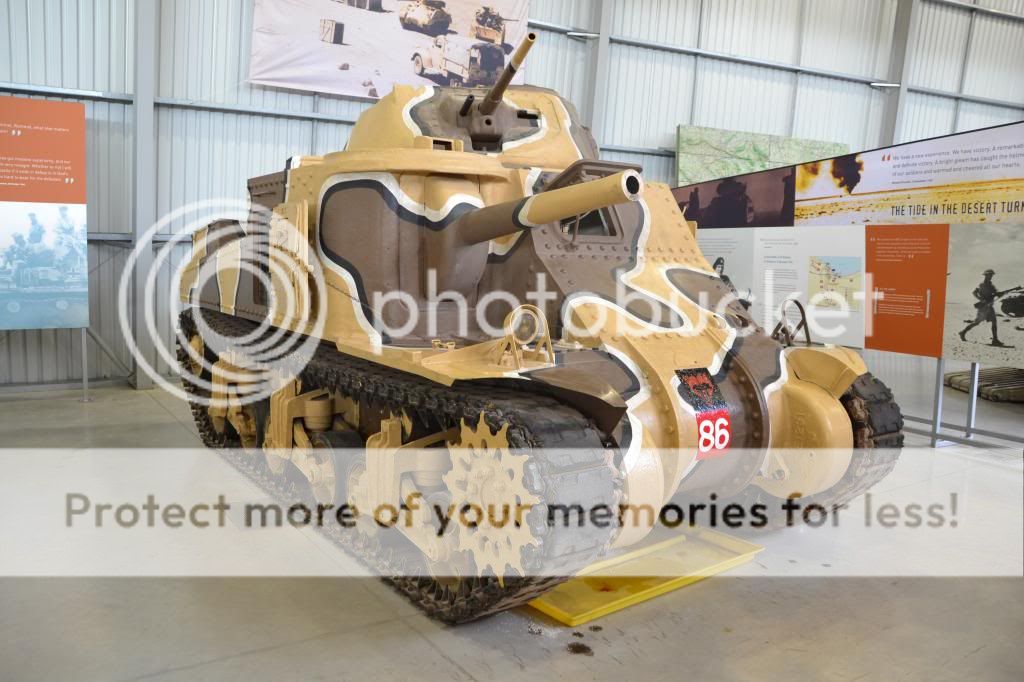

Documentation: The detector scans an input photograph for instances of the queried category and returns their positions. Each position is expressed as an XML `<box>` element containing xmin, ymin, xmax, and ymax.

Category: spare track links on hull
<box><xmin>732</xmin><ymin>373</ymin><xmax>905</xmax><ymax>529</ymax></box>
<box><xmin>177</xmin><ymin>309</ymin><xmax>621</xmax><ymax>623</ymax></box>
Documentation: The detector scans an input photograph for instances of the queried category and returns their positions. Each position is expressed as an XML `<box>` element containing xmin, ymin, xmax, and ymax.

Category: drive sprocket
<box><xmin>443</xmin><ymin>414</ymin><xmax>542</xmax><ymax>577</ymax></box>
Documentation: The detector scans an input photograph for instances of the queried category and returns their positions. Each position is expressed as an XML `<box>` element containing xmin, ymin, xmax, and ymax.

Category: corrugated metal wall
<box><xmin>2</xmin><ymin>0</ymin><xmax>1023</xmax><ymax>389</ymax></box>
<box><xmin>596</xmin><ymin>0</ymin><xmax>901</xmax><ymax>180</ymax></box>
<box><xmin>1</xmin><ymin>0</ymin><xmax>135</xmax><ymax>92</ymax></box>
<box><xmin>900</xmin><ymin>0</ymin><xmax>1024</xmax><ymax>142</ymax></box>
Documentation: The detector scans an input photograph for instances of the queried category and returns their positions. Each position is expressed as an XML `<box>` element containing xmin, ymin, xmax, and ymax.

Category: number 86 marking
<box><xmin>698</xmin><ymin>416</ymin><xmax>731</xmax><ymax>453</ymax></box>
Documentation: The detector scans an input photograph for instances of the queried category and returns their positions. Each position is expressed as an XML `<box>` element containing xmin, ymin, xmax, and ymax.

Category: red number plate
<box><xmin>696</xmin><ymin>408</ymin><xmax>731</xmax><ymax>459</ymax></box>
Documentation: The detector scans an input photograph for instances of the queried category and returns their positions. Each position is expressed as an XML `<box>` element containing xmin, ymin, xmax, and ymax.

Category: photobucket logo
<box><xmin>117</xmin><ymin>199</ymin><xmax>327</xmax><ymax>408</ymax></box>
<box><xmin>365</xmin><ymin>269</ymin><xmax>757</xmax><ymax>343</ymax></box>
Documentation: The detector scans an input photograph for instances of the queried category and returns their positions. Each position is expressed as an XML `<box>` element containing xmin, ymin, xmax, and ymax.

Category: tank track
<box><xmin>177</xmin><ymin>309</ymin><xmax>620</xmax><ymax>623</ymax></box>
<box><xmin>732</xmin><ymin>373</ymin><xmax>905</xmax><ymax>527</ymax></box>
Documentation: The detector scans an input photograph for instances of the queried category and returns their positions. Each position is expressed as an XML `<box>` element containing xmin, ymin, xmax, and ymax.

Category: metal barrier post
<box><xmin>930</xmin><ymin>357</ymin><xmax>945</xmax><ymax>447</ymax></box>
<box><xmin>79</xmin><ymin>327</ymin><xmax>92</xmax><ymax>403</ymax></box>
<box><xmin>964</xmin><ymin>362</ymin><xmax>980</xmax><ymax>439</ymax></box>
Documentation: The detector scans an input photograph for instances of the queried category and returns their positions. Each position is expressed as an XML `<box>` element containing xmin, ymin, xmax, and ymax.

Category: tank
<box><xmin>472</xmin><ymin>6</ymin><xmax>515</xmax><ymax>47</ymax></box>
<box><xmin>1001</xmin><ymin>290</ymin><xmax>1024</xmax><ymax>319</ymax></box>
<box><xmin>398</xmin><ymin>0</ymin><xmax>452</xmax><ymax>36</ymax></box>
<box><xmin>177</xmin><ymin>34</ymin><xmax>904</xmax><ymax>622</ymax></box>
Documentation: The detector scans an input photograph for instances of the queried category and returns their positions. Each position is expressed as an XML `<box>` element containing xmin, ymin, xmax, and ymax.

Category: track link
<box><xmin>178</xmin><ymin>308</ymin><xmax>620</xmax><ymax>623</ymax></box>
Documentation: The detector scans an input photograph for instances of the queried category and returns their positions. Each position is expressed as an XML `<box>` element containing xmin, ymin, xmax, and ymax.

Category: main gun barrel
<box><xmin>454</xmin><ymin>170</ymin><xmax>645</xmax><ymax>246</ymax></box>
<box><xmin>479</xmin><ymin>32</ymin><xmax>537</xmax><ymax>116</ymax></box>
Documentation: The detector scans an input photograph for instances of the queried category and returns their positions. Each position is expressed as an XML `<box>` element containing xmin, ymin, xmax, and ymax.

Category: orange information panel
<box><xmin>864</xmin><ymin>224</ymin><xmax>949</xmax><ymax>357</ymax></box>
<box><xmin>0</xmin><ymin>95</ymin><xmax>88</xmax><ymax>330</ymax></box>
<box><xmin>0</xmin><ymin>97</ymin><xmax>86</xmax><ymax>204</ymax></box>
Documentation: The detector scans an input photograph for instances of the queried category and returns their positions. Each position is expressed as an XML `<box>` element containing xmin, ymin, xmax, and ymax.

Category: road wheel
<box><xmin>308</xmin><ymin>429</ymin><xmax>364</xmax><ymax>505</ymax></box>
<box><xmin>413</xmin><ymin>54</ymin><xmax>424</xmax><ymax>76</ymax></box>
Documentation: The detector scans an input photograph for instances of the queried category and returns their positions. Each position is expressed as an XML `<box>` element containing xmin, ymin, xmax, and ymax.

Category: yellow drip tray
<box><xmin>529</xmin><ymin>526</ymin><xmax>763</xmax><ymax>627</ymax></box>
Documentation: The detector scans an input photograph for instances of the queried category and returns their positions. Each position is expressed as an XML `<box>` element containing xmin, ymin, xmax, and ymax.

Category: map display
<box><xmin>808</xmin><ymin>256</ymin><xmax>863</xmax><ymax>312</ymax></box>
<box><xmin>676</xmin><ymin>125</ymin><xmax>848</xmax><ymax>186</ymax></box>
<box><xmin>696</xmin><ymin>225</ymin><xmax>866</xmax><ymax>348</ymax></box>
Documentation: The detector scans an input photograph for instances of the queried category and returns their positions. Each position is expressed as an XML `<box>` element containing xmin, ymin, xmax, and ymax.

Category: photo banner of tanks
<box><xmin>248</xmin><ymin>0</ymin><xmax>530</xmax><ymax>99</ymax></box>
<box><xmin>0</xmin><ymin>96</ymin><xmax>88</xmax><ymax>332</ymax></box>
<box><xmin>672</xmin><ymin>121</ymin><xmax>1024</xmax><ymax>366</ymax></box>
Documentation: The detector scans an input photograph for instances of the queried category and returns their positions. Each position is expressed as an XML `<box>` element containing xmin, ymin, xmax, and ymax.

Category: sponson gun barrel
<box><xmin>479</xmin><ymin>32</ymin><xmax>537</xmax><ymax>116</ymax></box>
<box><xmin>454</xmin><ymin>170</ymin><xmax>645</xmax><ymax>246</ymax></box>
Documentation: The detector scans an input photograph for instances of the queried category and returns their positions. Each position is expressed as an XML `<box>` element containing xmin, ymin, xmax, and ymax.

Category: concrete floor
<box><xmin>1</xmin><ymin>385</ymin><xmax>1022</xmax><ymax>681</ymax></box>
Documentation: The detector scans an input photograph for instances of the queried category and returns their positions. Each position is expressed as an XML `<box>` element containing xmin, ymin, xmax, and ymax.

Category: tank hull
<box><xmin>176</xmin><ymin>67</ymin><xmax>904</xmax><ymax>620</ymax></box>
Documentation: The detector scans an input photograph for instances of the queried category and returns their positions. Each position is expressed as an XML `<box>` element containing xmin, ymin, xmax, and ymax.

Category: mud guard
<box><xmin>785</xmin><ymin>346</ymin><xmax>867</xmax><ymax>399</ymax></box>
<box><xmin>526</xmin><ymin>365</ymin><xmax>627</xmax><ymax>435</ymax></box>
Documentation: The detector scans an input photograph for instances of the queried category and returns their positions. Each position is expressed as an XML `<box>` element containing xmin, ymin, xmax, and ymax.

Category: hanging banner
<box><xmin>677</xmin><ymin>166</ymin><xmax>797</xmax><ymax>229</ymax></box>
<box><xmin>795</xmin><ymin>122</ymin><xmax>1024</xmax><ymax>226</ymax></box>
<box><xmin>249</xmin><ymin>0</ymin><xmax>531</xmax><ymax>99</ymax></box>
<box><xmin>0</xmin><ymin>96</ymin><xmax>88</xmax><ymax>331</ymax></box>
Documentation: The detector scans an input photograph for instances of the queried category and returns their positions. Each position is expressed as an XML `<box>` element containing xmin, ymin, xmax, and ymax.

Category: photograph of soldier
<box><xmin>958</xmin><ymin>269</ymin><xmax>1022</xmax><ymax>347</ymax></box>
<box><xmin>1</xmin><ymin>202</ymin><xmax>89</xmax><ymax>330</ymax></box>
<box><xmin>712</xmin><ymin>257</ymin><xmax>751</xmax><ymax>309</ymax></box>
<box><xmin>2</xmin><ymin>233</ymin><xmax>28</xmax><ymax>269</ymax></box>
<box><xmin>942</xmin><ymin>224</ymin><xmax>1024</xmax><ymax>368</ymax></box>
<box><xmin>673</xmin><ymin>165</ymin><xmax>796</xmax><ymax>229</ymax></box>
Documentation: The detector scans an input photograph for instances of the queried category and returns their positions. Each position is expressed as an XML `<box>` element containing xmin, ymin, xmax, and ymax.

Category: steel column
<box><xmin>787</xmin><ymin>0</ymin><xmax>809</xmax><ymax>137</ymax></box>
<box><xmin>687</xmin><ymin>0</ymin><xmax>706</xmax><ymax>127</ymax></box>
<box><xmin>586</xmin><ymin>0</ymin><xmax>614</xmax><ymax>137</ymax></box>
<box><xmin>880</xmin><ymin>0</ymin><xmax>921</xmax><ymax>146</ymax></box>
<box><xmin>951</xmin><ymin>1</ymin><xmax>978</xmax><ymax>127</ymax></box>
<box><xmin>131</xmin><ymin>0</ymin><xmax>158</xmax><ymax>389</ymax></box>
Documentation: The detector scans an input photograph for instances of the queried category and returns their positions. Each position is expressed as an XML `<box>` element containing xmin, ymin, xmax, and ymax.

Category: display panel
<box><xmin>249</xmin><ymin>0</ymin><xmax>530</xmax><ymax>99</ymax></box>
<box><xmin>794</xmin><ymin>122</ymin><xmax>1024</xmax><ymax>226</ymax></box>
<box><xmin>942</xmin><ymin>223</ymin><xmax>1024</xmax><ymax>368</ymax></box>
<box><xmin>675</xmin><ymin>122</ymin><xmax>1024</xmax><ymax>365</ymax></box>
<box><xmin>865</xmin><ymin>224</ymin><xmax>949</xmax><ymax>358</ymax></box>
<box><xmin>698</xmin><ymin>225</ymin><xmax>866</xmax><ymax>349</ymax></box>
<box><xmin>0</xmin><ymin>96</ymin><xmax>88</xmax><ymax>331</ymax></box>
<box><xmin>679</xmin><ymin>166</ymin><xmax>796</xmax><ymax>229</ymax></box>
